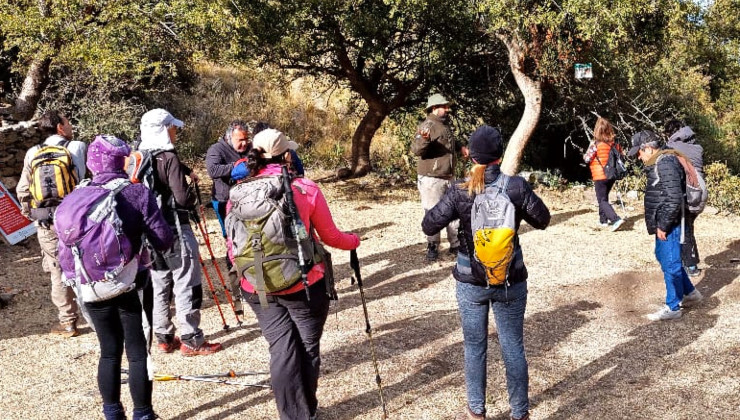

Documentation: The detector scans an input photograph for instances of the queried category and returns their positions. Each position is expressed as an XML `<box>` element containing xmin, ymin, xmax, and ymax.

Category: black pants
<box><xmin>85</xmin><ymin>285</ymin><xmax>153</xmax><ymax>409</ymax></box>
<box><xmin>682</xmin><ymin>212</ymin><xmax>700</xmax><ymax>267</ymax></box>
<box><xmin>594</xmin><ymin>179</ymin><xmax>620</xmax><ymax>223</ymax></box>
<box><xmin>244</xmin><ymin>280</ymin><xmax>330</xmax><ymax>420</ymax></box>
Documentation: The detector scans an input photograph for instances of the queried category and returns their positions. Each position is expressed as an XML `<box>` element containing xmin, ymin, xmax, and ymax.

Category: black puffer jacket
<box><xmin>422</xmin><ymin>165</ymin><xmax>551</xmax><ymax>286</ymax></box>
<box><xmin>643</xmin><ymin>150</ymin><xmax>686</xmax><ymax>235</ymax></box>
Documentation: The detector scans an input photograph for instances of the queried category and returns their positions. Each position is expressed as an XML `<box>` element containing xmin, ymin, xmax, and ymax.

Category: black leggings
<box><xmin>85</xmin><ymin>287</ymin><xmax>153</xmax><ymax>409</ymax></box>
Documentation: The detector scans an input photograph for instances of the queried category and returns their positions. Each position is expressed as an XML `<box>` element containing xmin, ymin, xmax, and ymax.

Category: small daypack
<box><xmin>470</xmin><ymin>174</ymin><xmax>517</xmax><ymax>286</ymax></box>
<box><xmin>470</xmin><ymin>173</ymin><xmax>516</xmax><ymax>286</ymax></box>
<box><xmin>55</xmin><ymin>178</ymin><xmax>140</xmax><ymax>302</ymax></box>
<box><xmin>29</xmin><ymin>141</ymin><xmax>78</xmax><ymax>221</ymax></box>
<box><xmin>656</xmin><ymin>152</ymin><xmax>708</xmax><ymax>214</ymax></box>
<box><xmin>596</xmin><ymin>144</ymin><xmax>628</xmax><ymax>181</ymax></box>
<box><xmin>124</xmin><ymin>149</ymin><xmax>164</xmax><ymax>190</ymax></box>
<box><xmin>225</xmin><ymin>175</ymin><xmax>316</xmax><ymax>305</ymax></box>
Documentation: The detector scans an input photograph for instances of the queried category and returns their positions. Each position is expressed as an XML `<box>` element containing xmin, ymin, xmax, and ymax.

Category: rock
<box><xmin>1</xmin><ymin>176</ymin><xmax>19</xmax><ymax>190</ymax></box>
<box><xmin>336</xmin><ymin>167</ymin><xmax>353</xmax><ymax>179</ymax></box>
<box><xmin>626</xmin><ymin>190</ymin><xmax>639</xmax><ymax>201</ymax></box>
<box><xmin>703</xmin><ymin>206</ymin><xmax>720</xmax><ymax>215</ymax></box>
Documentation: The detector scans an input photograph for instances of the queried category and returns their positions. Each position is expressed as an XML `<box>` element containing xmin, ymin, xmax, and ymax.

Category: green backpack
<box><xmin>225</xmin><ymin>175</ymin><xmax>316</xmax><ymax>306</ymax></box>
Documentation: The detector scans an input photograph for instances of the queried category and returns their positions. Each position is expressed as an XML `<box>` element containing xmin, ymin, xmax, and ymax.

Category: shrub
<box><xmin>704</xmin><ymin>162</ymin><xmax>740</xmax><ymax>214</ymax></box>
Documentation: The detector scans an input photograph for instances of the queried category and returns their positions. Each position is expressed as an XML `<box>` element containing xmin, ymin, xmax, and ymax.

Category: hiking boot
<box><xmin>426</xmin><ymin>243</ymin><xmax>439</xmax><ymax>261</ymax></box>
<box><xmin>51</xmin><ymin>322</ymin><xmax>79</xmax><ymax>338</ymax></box>
<box><xmin>102</xmin><ymin>402</ymin><xmax>126</xmax><ymax>420</ymax></box>
<box><xmin>180</xmin><ymin>341</ymin><xmax>223</xmax><ymax>356</ymax></box>
<box><xmin>455</xmin><ymin>406</ymin><xmax>485</xmax><ymax>420</ymax></box>
<box><xmin>610</xmin><ymin>218</ymin><xmax>625</xmax><ymax>232</ymax></box>
<box><xmin>681</xmin><ymin>289</ymin><xmax>704</xmax><ymax>307</ymax></box>
<box><xmin>157</xmin><ymin>337</ymin><xmax>181</xmax><ymax>353</ymax></box>
<box><xmin>647</xmin><ymin>305</ymin><xmax>682</xmax><ymax>321</ymax></box>
<box><xmin>686</xmin><ymin>266</ymin><xmax>702</xmax><ymax>277</ymax></box>
<box><xmin>597</xmin><ymin>222</ymin><xmax>609</xmax><ymax>228</ymax></box>
<box><xmin>132</xmin><ymin>405</ymin><xmax>158</xmax><ymax>420</ymax></box>
<box><xmin>448</xmin><ymin>246</ymin><xmax>460</xmax><ymax>255</ymax></box>
<box><xmin>512</xmin><ymin>413</ymin><xmax>530</xmax><ymax>420</ymax></box>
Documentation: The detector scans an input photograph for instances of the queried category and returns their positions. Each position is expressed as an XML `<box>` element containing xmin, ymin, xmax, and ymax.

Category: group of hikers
<box><xmin>8</xmin><ymin>91</ymin><xmax>708</xmax><ymax>419</ymax></box>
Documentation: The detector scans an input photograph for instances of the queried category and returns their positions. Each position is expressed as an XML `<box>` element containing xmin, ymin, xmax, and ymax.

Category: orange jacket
<box><xmin>588</xmin><ymin>141</ymin><xmax>622</xmax><ymax>181</ymax></box>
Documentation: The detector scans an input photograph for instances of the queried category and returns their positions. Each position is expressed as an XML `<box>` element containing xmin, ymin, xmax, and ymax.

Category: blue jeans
<box><xmin>456</xmin><ymin>280</ymin><xmax>529</xmax><ymax>418</ymax></box>
<box><xmin>212</xmin><ymin>200</ymin><xmax>227</xmax><ymax>238</ymax></box>
<box><xmin>655</xmin><ymin>226</ymin><xmax>696</xmax><ymax>310</ymax></box>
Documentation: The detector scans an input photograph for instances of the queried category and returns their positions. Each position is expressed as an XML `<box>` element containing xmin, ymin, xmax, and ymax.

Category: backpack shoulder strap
<box><xmin>492</xmin><ymin>173</ymin><xmax>511</xmax><ymax>194</ymax></box>
<box><xmin>102</xmin><ymin>178</ymin><xmax>131</xmax><ymax>194</ymax></box>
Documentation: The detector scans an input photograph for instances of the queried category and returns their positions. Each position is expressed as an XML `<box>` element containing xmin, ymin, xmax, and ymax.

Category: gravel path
<box><xmin>1</xmin><ymin>172</ymin><xmax>738</xmax><ymax>419</ymax></box>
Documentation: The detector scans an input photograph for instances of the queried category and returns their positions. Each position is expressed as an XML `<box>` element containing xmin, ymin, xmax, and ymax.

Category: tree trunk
<box><xmin>496</xmin><ymin>33</ymin><xmax>542</xmax><ymax>176</ymax></box>
<box><xmin>13</xmin><ymin>58</ymin><xmax>51</xmax><ymax>121</ymax></box>
<box><xmin>348</xmin><ymin>106</ymin><xmax>388</xmax><ymax>177</ymax></box>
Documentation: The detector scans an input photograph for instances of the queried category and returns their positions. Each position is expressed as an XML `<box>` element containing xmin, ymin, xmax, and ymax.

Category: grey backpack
<box><xmin>470</xmin><ymin>174</ymin><xmax>517</xmax><ymax>286</ymax></box>
<box><xmin>225</xmin><ymin>175</ymin><xmax>315</xmax><ymax>306</ymax></box>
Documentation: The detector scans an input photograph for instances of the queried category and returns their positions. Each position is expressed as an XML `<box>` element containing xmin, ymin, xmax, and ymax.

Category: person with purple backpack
<box><xmin>54</xmin><ymin>135</ymin><xmax>174</xmax><ymax>420</ymax></box>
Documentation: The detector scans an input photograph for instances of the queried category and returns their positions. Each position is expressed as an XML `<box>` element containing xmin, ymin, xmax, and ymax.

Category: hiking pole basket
<box><xmin>350</xmin><ymin>249</ymin><xmax>388</xmax><ymax>418</ymax></box>
<box><xmin>194</xmin><ymin>181</ymin><xmax>243</xmax><ymax>326</ymax></box>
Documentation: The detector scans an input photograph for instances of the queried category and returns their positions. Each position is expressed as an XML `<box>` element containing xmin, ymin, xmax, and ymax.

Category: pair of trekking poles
<box><xmin>120</xmin><ymin>368</ymin><xmax>270</xmax><ymax>388</ymax></box>
<box><xmin>190</xmin><ymin>181</ymin><xmax>242</xmax><ymax>330</ymax></box>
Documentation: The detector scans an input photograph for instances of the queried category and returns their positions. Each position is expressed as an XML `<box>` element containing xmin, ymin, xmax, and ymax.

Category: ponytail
<box><xmin>459</xmin><ymin>164</ymin><xmax>487</xmax><ymax>196</ymax></box>
<box><xmin>246</xmin><ymin>147</ymin><xmax>289</xmax><ymax>177</ymax></box>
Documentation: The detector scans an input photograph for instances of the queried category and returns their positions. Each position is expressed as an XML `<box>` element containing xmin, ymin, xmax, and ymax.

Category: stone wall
<box><xmin>0</xmin><ymin>121</ymin><xmax>43</xmax><ymax>191</ymax></box>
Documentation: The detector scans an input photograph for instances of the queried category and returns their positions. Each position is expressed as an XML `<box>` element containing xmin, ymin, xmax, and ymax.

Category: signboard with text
<box><xmin>0</xmin><ymin>180</ymin><xmax>36</xmax><ymax>245</ymax></box>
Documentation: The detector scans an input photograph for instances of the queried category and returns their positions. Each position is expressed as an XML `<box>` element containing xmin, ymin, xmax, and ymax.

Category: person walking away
<box><xmin>582</xmin><ymin>117</ymin><xmax>625</xmax><ymax>231</ymax></box>
<box><xmin>139</xmin><ymin>108</ymin><xmax>222</xmax><ymax>356</ymax></box>
<box><xmin>411</xmin><ymin>93</ymin><xmax>468</xmax><ymax>261</ymax></box>
<box><xmin>664</xmin><ymin>120</ymin><xmax>704</xmax><ymax>277</ymax></box>
<box><xmin>628</xmin><ymin>130</ymin><xmax>703</xmax><ymax>321</ymax></box>
<box><xmin>15</xmin><ymin>109</ymin><xmax>86</xmax><ymax>337</ymax></box>
<box><xmin>422</xmin><ymin>125</ymin><xmax>550</xmax><ymax>420</ymax></box>
<box><xmin>55</xmin><ymin>135</ymin><xmax>174</xmax><ymax>420</ymax></box>
<box><xmin>226</xmin><ymin>128</ymin><xmax>360</xmax><ymax>420</ymax></box>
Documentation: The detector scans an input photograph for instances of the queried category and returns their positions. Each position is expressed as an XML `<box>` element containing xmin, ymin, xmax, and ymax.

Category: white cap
<box><xmin>252</xmin><ymin>128</ymin><xmax>298</xmax><ymax>158</ymax></box>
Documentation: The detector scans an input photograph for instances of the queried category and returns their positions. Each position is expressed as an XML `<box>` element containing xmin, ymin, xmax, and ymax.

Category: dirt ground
<box><xmin>1</xmin><ymin>171</ymin><xmax>739</xmax><ymax>420</ymax></box>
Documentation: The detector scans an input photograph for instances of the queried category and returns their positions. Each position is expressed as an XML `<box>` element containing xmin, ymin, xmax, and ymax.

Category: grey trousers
<box><xmin>418</xmin><ymin>175</ymin><xmax>460</xmax><ymax>247</ymax></box>
<box><xmin>151</xmin><ymin>225</ymin><xmax>205</xmax><ymax>346</ymax></box>
<box><xmin>37</xmin><ymin>225</ymin><xmax>79</xmax><ymax>325</ymax></box>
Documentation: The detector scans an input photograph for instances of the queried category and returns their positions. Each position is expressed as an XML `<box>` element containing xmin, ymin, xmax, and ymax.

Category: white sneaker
<box><xmin>681</xmin><ymin>289</ymin><xmax>703</xmax><ymax>307</ymax></box>
<box><xmin>647</xmin><ymin>305</ymin><xmax>682</xmax><ymax>321</ymax></box>
<box><xmin>610</xmin><ymin>219</ymin><xmax>625</xmax><ymax>232</ymax></box>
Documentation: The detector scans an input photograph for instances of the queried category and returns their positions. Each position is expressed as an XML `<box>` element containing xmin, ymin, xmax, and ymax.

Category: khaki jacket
<box><xmin>411</xmin><ymin>114</ymin><xmax>458</xmax><ymax>178</ymax></box>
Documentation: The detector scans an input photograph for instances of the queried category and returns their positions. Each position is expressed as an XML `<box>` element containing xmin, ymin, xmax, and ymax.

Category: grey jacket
<box><xmin>206</xmin><ymin>137</ymin><xmax>247</xmax><ymax>202</ymax></box>
<box><xmin>667</xmin><ymin>126</ymin><xmax>704</xmax><ymax>178</ymax></box>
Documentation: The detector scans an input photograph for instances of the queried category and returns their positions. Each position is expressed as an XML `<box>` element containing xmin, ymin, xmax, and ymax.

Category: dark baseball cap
<box><xmin>628</xmin><ymin>130</ymin><xmax>660</xmax><ymax>157</ymax></box>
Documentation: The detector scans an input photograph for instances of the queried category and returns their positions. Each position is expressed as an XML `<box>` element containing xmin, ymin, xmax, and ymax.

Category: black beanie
<box><xmin>468</xmin><ymin>125</ymin><xmax>503</xmax><ymax>164</ymax></box>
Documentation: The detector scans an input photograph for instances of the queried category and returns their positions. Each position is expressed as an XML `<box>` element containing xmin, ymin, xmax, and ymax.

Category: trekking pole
<box><xmin>121</xmin><ymin>369</ymin><xmax>270</xmax><ymax>388</ymax></box>
<box><xmin>199</xmin><ymin>251</ymin><xmax>229</xmax><ymax>330</ymax></box>
<box><xmin>189</xmin><ymin>212</ymin><xmax>229</xmax><ymax>330</ymax></box>
<box><xmin>350</xmin><ymin>249</ymin><xmax>388</xmax><ymax>418</ymax></box>
<box><xmin>193</xmin><ymin>182</ymin><xmax>242</xmax><ymax>326</ymax></box>
<box><xmin>281</xmin><ymin>165</ymin><xmax>311</xmax><ymax>300</ymax></box>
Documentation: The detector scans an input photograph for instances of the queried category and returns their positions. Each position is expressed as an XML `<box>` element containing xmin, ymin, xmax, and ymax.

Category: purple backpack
<box><xmin>55</xmin><ymin>178</ymin><xmax>140</xmax><ymax>302</ymax></box>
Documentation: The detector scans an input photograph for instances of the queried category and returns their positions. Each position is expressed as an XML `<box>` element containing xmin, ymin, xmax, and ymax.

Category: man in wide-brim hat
<box><xmin>411</xmin><ymin>93</ymin><xmax>468</xmax><ymax>261</ymax></box>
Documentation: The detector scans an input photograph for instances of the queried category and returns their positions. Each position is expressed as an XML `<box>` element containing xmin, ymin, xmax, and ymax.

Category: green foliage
<box><xmin>0</xmin><ymin>1</ymin><xmax>194</xmax><ymax>102</ymax></box>
<box><xmin>704</xmin><ymin>162</ymin><xmax>740</xmax><ymax>214</ymax></box>
<box><xmin>164</xmin><ymin>64</ymin><xmax>356</xmax><ymax>165</ymax></box>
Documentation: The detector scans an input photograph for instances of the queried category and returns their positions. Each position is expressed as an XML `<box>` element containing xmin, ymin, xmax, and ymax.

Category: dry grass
<box><xmin>1</xmin><ymin>170</ymin><xmax>739</xmax><ymax>420</ymax></box>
